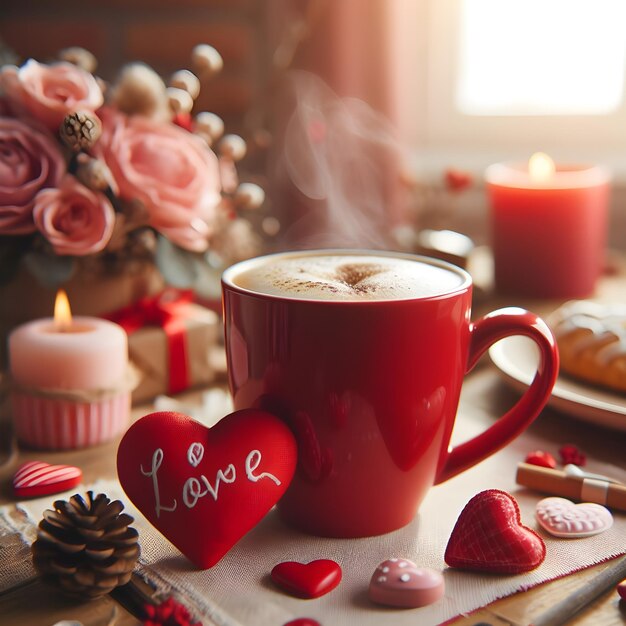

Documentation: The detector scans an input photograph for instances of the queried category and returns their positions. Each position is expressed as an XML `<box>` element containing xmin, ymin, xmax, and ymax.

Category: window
<box><xmin>403</xmin><ymin>0</ymin><xmax>626</xmax><ymax>178</ymax></box>
<box><xmin>457</xmin><ymin>0</ymin><xmax>626</xmax><ymax>116</ymax></box>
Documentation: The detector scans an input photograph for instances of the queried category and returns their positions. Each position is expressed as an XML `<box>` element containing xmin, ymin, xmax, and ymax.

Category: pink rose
<box><xmin>33</xmin><ymin>176</ymin><xmax>115</xmax><ymax>255</ymax></box>
<box><xmin>0</xmin><ymin>60</ymin><xmax>103</xmax><ymax>131</ymax></box>
<box><xmin>0</xmin><ymin>97</ymin><xmax>10</xmax><ymax>116</ymax></box>
<box><xmin>0</xmin><ymin>116</ymin><xmax>66</xmax><ymax>234</ymax></box>
<box><xmin>97</xmin><ymin>108</ymin><xmax>221</xmax><ymax>252</ymax></box>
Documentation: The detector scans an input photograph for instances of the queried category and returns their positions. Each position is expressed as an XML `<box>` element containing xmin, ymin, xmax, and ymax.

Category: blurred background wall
<box><xmin>0</xmin><ymin>0</ymin><xmax>268</xmax><ymax>134</ymax></box>
<box><xmin>1</xmin><ymin>0</ymin><xmax>625</xmax><ymax>250</ymax></box>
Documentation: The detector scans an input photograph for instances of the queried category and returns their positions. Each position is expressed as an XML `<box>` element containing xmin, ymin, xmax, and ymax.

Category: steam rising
<box><xmin>279</xmin><ymin>71</ymin><xmax>407</xmax><ymax>249</ymax></box>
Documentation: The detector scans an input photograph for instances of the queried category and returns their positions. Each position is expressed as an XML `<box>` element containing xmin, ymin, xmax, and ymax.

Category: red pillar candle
<box><xmin>486</xmin><ymin>153</ymin><xmax>611</xmax><ymax>298</ymax></box>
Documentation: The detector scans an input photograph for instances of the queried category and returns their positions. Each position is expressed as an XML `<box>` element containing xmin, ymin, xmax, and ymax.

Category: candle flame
<box><xmin>54</xmin><ymin>289</ymin><xmax>73</xmax><ymax>330</ymax></box>
<box><xmin>528</xmin><ymin>152</ymin><xmax>555</xmax><ymax>183</ymax></box>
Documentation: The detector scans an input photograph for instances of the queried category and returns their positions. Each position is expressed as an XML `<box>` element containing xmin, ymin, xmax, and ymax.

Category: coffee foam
<box><xmin>232</xmin><ymin>254</ymin><xmax>465</xmax><ymax>301</ymax></box>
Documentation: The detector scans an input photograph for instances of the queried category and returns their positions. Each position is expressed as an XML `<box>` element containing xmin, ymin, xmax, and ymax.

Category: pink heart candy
<box><xmin>368</xmin><ymin>558</ymin><xmax>445</xmax><ymax>608</ymax></box>
<box><xmin>535</xmin><ymin>497</ymin><xmax>613</xmax><ymax>538</ymax></box>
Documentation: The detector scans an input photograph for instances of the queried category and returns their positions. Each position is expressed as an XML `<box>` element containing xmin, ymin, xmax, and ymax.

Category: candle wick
<box><xmin>55</xmin><ymin>320</ymin><xmax>72</xmax><ymax>333</ymax></box>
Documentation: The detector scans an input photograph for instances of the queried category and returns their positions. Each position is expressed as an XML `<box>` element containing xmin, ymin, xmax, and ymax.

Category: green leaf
<box><xmin>155</xmin><ymin>235</ymin><xmax>222</xmax><ymax>299</ymax></box>
<box><xmin>23</xmin><ymin>251</ymin><xmax>76</xmax><ymax>288</ymax></box>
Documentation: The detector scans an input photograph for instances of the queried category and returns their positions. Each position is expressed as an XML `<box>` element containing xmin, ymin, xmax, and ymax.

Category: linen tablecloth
<box><xmin>2</xmin><ymin>410</ymin><xmax>625</xmax><ymax>626</ymax></box>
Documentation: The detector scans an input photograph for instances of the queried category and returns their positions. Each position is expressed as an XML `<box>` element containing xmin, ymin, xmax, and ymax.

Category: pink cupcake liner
<box><xmin>11</xmin><ymin>391</ymin><xmax>131</xmax><ymax>450</ymax></box>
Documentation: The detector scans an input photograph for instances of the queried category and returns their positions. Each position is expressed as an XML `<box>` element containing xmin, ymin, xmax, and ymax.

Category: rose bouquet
<box><xmin>0</xmin><ymin>45</ymin><xmax>266</xmax><ymax>298</ymax></box>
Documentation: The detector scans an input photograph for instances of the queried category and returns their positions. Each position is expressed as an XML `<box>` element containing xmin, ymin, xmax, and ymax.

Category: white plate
<box><xmin>489</xmin><ymin>336</ymin><xmax>626</xmax><ymax>432</ymax></box>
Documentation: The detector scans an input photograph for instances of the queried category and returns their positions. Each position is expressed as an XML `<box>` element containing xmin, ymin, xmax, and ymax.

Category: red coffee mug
<box><xmin>222</xmin><ymin>250</ymin><xmax>559</xmax><ymax>537</ymax></box>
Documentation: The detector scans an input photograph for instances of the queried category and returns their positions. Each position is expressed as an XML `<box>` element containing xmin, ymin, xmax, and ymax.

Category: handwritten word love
<box><xmin>140</xmin><ymin>443</ymin><xmax>281</xmax><ymax>518</ymax></box>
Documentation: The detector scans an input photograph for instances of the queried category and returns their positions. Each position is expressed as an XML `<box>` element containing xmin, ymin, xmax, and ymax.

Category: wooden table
<box><xmin>1</xmin><ymin>261</ymin><xmax>625</xmax><ymax>626</ymax></box>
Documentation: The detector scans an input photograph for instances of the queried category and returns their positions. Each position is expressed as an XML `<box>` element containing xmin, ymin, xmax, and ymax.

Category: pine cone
<box><xmin>32</xmin><ymin>491</ymin><xmax>140</xmax><ymax>599</ymax></box>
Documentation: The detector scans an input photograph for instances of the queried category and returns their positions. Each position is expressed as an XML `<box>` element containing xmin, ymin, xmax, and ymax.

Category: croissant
<box><xmin>549</xmin><ymin>300</ymin><xmax>626</xmax><ymax>394</ymax></box>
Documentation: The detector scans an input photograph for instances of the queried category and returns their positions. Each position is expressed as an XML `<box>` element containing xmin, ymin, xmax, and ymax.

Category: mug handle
<box><xmin>435</xmin><ymin>307</ymin><xmax>559</xmax><ymax>485</ymax></box>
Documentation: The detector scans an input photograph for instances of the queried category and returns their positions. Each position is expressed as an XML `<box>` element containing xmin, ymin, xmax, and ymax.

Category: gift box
<box><xmin>106</xmin><ymin>290</ymin><xmax>224</xmax><ymax>404</ymax></box>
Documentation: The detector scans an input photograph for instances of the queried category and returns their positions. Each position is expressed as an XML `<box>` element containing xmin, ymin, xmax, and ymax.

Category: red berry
<box><xmin>444</xmin><ymin>168</ymin><xmax>473</xmax><ymax>193</ymax></box>
<box><xmin>559</xmin><ymin>444</ymin><xmax>586</xmax><ymax>466</ymax></box>
<box><xmin>617</xmin><ymin>579</ymin><xmax>626</xmax><ymax>600</ymax></box>
<box><xmin>524</xmin><ymin>451</ymin><xmax>557</xmax><ymax>469</ymax></box>
<box><xmin>172</xmin><ymin>112</ymin><xmax>193</xmax><ymax>132</ymax></box>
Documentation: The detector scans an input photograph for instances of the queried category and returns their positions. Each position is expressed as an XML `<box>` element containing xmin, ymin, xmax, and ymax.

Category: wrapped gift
<box><xmin>106</xmin><ymin>290</ymin><xmax>223</xmax><ymax>404</ymax></box>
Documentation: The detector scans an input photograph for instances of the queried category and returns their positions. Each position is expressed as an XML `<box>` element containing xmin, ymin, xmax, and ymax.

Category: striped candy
<box><xmin>13</xmin><ymin>461</ymin><xmax>82</xmax><ymax>499</ymax></box>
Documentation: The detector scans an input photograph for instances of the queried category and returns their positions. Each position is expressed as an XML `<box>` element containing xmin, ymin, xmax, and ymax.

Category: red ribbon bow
<box><xmin>106</xmin><ymin>289</ymin><xmax>194</xmax><ymax>395</ymax></box>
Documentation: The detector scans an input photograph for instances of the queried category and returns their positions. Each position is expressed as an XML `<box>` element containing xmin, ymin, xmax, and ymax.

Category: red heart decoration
<box><xmin>13</xmin><ymin>461</ymin><xmax>82</xmax><ymax>498</ymax></box>
<box><xmin>117</xmin><ymin>410</ymin><xmax>297</xmax><ymax>569</ymax></box>
<box><xmin>271</xmin><ymin>559</ymin><xmax>342</xmax><ymax>598</ymax></box>
<box><xmin>444</xmin><ymin>489</ymin><xmax>546</xmax><ymax>574</ymax></box>
<box><xmin>524</xmin><ymin>450</ymin><xmax>557</xmax><ymax>469</ymax></box>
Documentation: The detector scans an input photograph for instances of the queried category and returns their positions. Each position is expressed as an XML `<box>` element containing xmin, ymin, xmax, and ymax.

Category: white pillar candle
<box><xmin>8</xmin><ymin>290</ymin><xmax>131</xmax><ymax>450</ymax></box>
<box><xmin>9</xmin><ymin>316</ymin><xmax>128</xmax><ymax>390</ymax></box>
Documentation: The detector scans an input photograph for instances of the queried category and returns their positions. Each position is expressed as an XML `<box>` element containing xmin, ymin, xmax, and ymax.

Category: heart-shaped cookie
<box><xmin>117</xmin><ymin>410</ymin><xmax>297</xmax><ymax>569</ymax></box>
<box><xmin>535</xmin><ymin>497</ymin><xmax>613</xmax><ymax>538</ymax></box>
<box><xmin>368</xmin><ymin>558</ymin><xmax>445</xmax><ymax>608</ymax></box>
<box><xmin>13</xmin><ymin>461</ymin><xmax>82</xmax><ymax>498</ymax></box>
<box><xmin>445</xmin><ymin>489</ymin><xmax>546</xmax><ymax>574</ymax></box>
<box><xmin>271</xmin><ymin>559</ymin><xmax>342</xmax><ymax>598</ymax></box>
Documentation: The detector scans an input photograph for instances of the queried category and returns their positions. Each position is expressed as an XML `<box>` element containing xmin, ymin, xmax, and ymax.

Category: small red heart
<box><xmin>117</xmin><ymin>410</ymin><xmax>297</xmax><ymax>569</ymax></box>
<box><xmin>445</xmin><ymin>489</ymin><xmax>546</xmax><ymax>574</ymax></box>
<box><xmin>284</xmin><ymin>620</ymin><xmax>321</xmax><ymax>626</ymax></box>
<box><xmin>524</xmin><ymin>450</ymin><xmax>557</xmax><ymax>469</ymax></box>
<box><xmin>271</xmin><ymin>559</ymin><xmax>342</xmax><ymax>598</ymax></box>
<box><xmin>13</xmin><ymin>461</ymin><xmax>82</xmax><ymax>499</ymax></box>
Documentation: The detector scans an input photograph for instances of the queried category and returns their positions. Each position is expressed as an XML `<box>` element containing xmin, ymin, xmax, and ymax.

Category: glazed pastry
<box><xmin>549</xmin><ymin>300</ymin><xmax>626</xmax><ymax>393</ymax></box>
